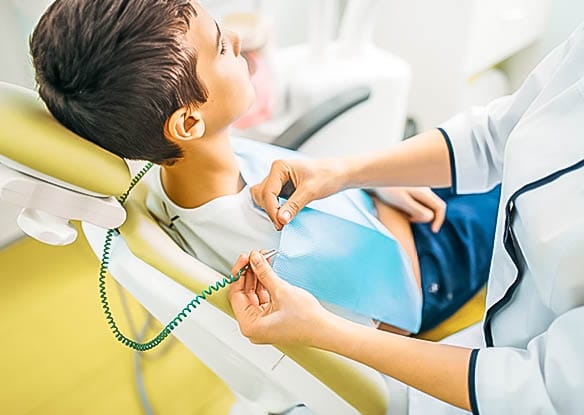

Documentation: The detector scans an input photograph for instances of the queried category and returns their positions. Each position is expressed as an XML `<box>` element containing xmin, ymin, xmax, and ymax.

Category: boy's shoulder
<box><xmin>231</xmin><ymin>136</ymin><xmax>308</xmax><ymax>186</ymax></box>
<box><xmin>231</xmin><ymin>136</ymin><xmax>308</xmax><ymax>160</ymax></box>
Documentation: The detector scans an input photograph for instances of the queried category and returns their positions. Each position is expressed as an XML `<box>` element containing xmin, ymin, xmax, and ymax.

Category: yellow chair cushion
<box><xmin>416</xmin><ymin>288</ymin><xmax>486</xmax><ymax>342</ymax></box>
<box><xmin>0</xmin><ymin>82</ymin><xmax>130</xmax><ymax>196</ymax></box>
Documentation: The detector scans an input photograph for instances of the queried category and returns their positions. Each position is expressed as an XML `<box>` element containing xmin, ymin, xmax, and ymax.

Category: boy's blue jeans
<box><xmin>413</xmin><ymin>185</ymin><xmax>501</xmax><ymax>332</ymax></box>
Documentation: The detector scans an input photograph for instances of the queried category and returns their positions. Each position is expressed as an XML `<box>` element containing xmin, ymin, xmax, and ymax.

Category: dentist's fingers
<box><xmin>257</xmin><ymin>281</ymin><xmax>271</xmax><ymax>309</ymax></box>
<box><xmin>412</xmin><ymin>189</ymin><xmax>446</xmax><ymax>232</ymax></box>
<box><xmin>257</xmin><ymin>250</ymin><xmax>274</xmax><ymax>306</ymax></box>
<box><xmin>249</xmin><ymin>251</ymin><xmax>284</xmax><ymax>293</ymax></box>
<box><xmin>253</xmin><ymin>250</ymin><xmax>273</xmax><ymax>307</ymax></box>
<box><xmin>230</xmin><ymin>254</ymin><xmax>249</xmax><ymax>284</ymax></box>
<box><xmin>251</xmin><ymin>158</ymin><xmax>347</xmax><ymax>230</ymax></box>
<box><xmin>229</xmin><ymin>252</ymin><xmax>273</xmax><ymax>310</ymax></box>
<box><xmin>402</xmin><ymin>194</ymin><xmax>435</xmax><ymax>223</ymax></box>
<box><xmin>244</xmin><ymin>260</ymin><xmax>259</xmax><ymax>294</ymax></box>
<box><xmin>251</xmin><ymin>162</ymin><xmax>291</xmax><ymax>230</ymax></box>
<box><xmin>232</xmin><ymin>254</ymin><xmax>259</xmax><ymax>305</ymax></box>
<box><xmin>229</xmin><ymin>254</ymin><xmax>263</xmax><ymax>318</ymax></box>
<box><xmin>430</xmin><ymin>205</ymin><xmax>446</xmax><ymax>233</ymax></box>
<box><xmin>230</xmin><ymin>251</ymin><xmax>334</xmax><ymax>345</ymax></box>
<box><xmin>277</xmin><ymin>186</ymin><xmax>314</xmax><ymax>226</ymax></box>
<box><xmin>400</xmin><ymin>188</ymin><xmax>446</xmax><ymax>233</ymax></box>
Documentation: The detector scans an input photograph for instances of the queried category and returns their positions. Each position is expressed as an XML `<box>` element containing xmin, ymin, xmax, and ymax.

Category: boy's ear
<box><xmin>164</xmin><ymin>105</ymin><xmax>206</xmax><ymax>143</ymax></box>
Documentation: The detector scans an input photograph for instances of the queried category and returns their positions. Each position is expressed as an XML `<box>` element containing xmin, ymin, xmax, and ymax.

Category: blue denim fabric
<box><xmin>413</xmin><ymin>186</ymin><xmax>501</xmax><ymax>332</ymax></box>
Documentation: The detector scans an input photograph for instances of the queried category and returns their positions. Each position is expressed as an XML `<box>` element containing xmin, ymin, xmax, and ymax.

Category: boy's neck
<box><xmin>160</xmin><ymin>130</ymin><xmax>244</xmax><ymax>209</ymax></box>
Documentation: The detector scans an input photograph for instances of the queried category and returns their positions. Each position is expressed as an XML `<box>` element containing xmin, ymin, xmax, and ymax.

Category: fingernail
<box><xmin>281</xmin><ymin>210</ymin><xmax>291</xmax><ymax>223</ymax></box>
<box><xmin>251</xmin><ymin>252</ymin><xmax>262</xmax><ymax>266</ymax></box>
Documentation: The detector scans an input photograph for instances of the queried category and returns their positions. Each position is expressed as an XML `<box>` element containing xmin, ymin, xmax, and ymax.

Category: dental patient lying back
<box><xmin>30</xmin><ymin>0</ymin><xmax>499</xmax><ymax>334</ymax></box>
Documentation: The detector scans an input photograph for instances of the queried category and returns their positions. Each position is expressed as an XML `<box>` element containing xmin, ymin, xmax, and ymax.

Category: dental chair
<box><xmin>0</xmin><ymin>81</ymin><xmax>485</xmax><ymax>415</ymax></box>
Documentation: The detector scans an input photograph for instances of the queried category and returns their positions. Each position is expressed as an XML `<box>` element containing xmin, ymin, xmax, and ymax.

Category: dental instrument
<box><xmin>237</xmin><ymin>249</ymin><xmax>279</xmax><ymax>275</ymax></box>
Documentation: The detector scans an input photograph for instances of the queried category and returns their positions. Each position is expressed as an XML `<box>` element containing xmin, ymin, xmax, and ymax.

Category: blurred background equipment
<box><xmin>230</xmin><ymin>0</ymin><xmax>412</xmax><ymax>159</ymax></box>
<box><xmin>372</xmin><ymin>0</ymin><xmax>554</xmax><ymax>131</ymax></box>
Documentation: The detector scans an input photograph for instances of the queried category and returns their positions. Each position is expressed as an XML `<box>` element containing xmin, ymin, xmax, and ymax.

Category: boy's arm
<box><xmin>371</xmin><ymin>186</ymin><xmax>446</xmax><ymax>232</ymax></box>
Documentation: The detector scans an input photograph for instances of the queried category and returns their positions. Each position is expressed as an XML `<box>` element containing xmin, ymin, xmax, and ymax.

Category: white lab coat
<box><xmin>435</xmin><ymin>22</ymin><xmax>584</xmax><ymax>415</ymax></box>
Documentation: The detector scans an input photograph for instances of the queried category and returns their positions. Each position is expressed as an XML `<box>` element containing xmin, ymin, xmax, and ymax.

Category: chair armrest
<box><xmin>272</xmin><ymin>86</ymin><xmax>371</xmax><ymax>151</ymax></box>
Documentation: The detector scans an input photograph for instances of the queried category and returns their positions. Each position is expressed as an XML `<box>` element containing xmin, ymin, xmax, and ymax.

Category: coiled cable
<box><xmin>98</xmin><ymin>162</ymin><xmax>243</xmax><ymax>351</ymax></box>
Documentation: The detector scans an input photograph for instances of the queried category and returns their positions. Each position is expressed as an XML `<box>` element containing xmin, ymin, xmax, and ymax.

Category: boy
<box><xmin>30</xmin><ymin>0</ymin><xmax>499</xmax><ymax>332</ymax></box>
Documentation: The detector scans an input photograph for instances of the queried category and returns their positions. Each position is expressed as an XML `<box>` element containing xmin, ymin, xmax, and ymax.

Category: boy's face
<box><xmin>186</xmin><ymin>2</ymin><xmax>255</xmax><ymax>133</ymax></box>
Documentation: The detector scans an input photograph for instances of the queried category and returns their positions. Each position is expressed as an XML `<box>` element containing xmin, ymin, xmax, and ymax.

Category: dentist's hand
<box><xmin>372</xmin><ymin>187</ymin><xmax>446</xmax><ymax>233</ymax></box>
<box><xmin>251</xmin><ymin>159</ymin><xmax>347</xmax><ymax>230</ymax></box>
<box><xmin>228</xmin><ymin>251</ymin><xmax>331</xmax><ymax>345</ymax></box>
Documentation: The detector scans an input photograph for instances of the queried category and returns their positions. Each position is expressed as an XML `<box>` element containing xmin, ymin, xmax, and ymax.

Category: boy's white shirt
<box><xmin>144</xmin><ymin>162</ymin><xmax>377</xmax><ymax>326</ymax></box>
<box><xmin>146</xmin><ymin>171</ymin><xmax>278</xmax><ymax>276</ymax></box>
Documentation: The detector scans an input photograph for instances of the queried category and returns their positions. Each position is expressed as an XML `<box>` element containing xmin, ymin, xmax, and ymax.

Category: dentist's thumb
<box><xmin>277</xmin><ymin>189</ymin><xmax>312</xmax><ymax>225</ymax></box>
<box><xmin>249</xmin><ymin>251</ymin><xmax>282</xmax><ymax>292</ymax></box>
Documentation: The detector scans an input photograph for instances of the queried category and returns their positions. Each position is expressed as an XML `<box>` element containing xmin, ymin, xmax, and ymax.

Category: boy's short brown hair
<box><xmin>30</xmin><ymin>0</ymin><xmax>208</xmax><ymax>164</ymax></box>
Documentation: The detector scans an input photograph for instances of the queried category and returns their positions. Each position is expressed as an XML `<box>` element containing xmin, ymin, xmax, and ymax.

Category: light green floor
<box><xmin>0</xmin><ymin>229</ymin><xmax>234</xmax><ymax>415</ymax></box>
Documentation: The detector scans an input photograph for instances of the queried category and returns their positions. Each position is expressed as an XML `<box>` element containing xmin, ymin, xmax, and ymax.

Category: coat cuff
<box><xmin>468</xmin><ymin>349</ymin><xmax>480</xmax><ymax>415</ymax></box>
<box><xmin>437</xmin><ymin>127</ymin><xmax>458</xmax><ymax>194</ymax></box>
<box><xmin>439</xmin><ymin>112</ymin><xmax>492</xmax><ymax>194</ymax></box>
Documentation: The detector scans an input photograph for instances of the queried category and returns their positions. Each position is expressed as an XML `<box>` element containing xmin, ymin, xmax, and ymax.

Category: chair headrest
<box><xmin>0</xmin><ymin>82</ymin><xmax>130</xmax><ymax>197</ymax></box>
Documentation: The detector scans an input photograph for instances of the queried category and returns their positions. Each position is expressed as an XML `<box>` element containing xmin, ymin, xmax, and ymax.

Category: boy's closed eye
<box><xmin>215</xmin><ymin>21</ymin><xmax>227</xmax><ymax>55</ymax></box>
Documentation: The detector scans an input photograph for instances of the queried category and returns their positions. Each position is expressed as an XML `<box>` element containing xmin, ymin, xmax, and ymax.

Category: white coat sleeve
<box><xmin>438</xmin><ymin>23</ymin><xmax>584</xmax><ymax>194</ymax></box>
<box><xmin>470</xmin><ymin>306</ymin><xmax>584</xmax><ymax>415</ymax></box>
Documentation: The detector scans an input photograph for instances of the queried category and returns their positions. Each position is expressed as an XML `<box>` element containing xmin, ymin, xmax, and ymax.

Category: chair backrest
<box><xmin>0</xmin><ymin>82</ymin><xmax>129</xmax><ymax>196</ymax></box>
<box><xmin>0</xmin><ymin>82</ymin><xmax>389</xmax><ymax>415</ymax></box>
<box><xmin>0</xmin><ymin>82</ymin><xmax>130</xmax><ymax>244</ymax></box>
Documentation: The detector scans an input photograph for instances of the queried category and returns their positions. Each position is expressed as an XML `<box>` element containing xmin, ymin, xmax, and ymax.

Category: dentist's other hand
<box><xmin>373</xmin><ymin>187</ymin><xmax>446</xmax><ymax>233</ymax></box>
<box><xmin>229</xmin><ymin>251</ymin><xmax>331</xmax><ymax>345</ymax></box>
<box><xmin>250</xmin><ymin>159</ymin><xmax>347</xmax><ymax>230</ymax></box>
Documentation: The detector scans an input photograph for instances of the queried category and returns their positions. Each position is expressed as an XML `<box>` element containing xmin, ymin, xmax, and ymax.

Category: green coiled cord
<box><xmin>98</xmin><ymin>162</ymin><xmax>242</xmax><ymax>351</ymax></box>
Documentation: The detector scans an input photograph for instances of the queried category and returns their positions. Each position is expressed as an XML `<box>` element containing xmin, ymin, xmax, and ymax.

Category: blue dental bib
<box><xmin>233</xmin><ymin>137</ymin><xmax>422</xmax><ymax>332</ymax></box>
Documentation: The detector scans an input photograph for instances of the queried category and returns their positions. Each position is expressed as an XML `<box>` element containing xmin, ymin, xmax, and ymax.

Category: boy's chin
<box><xmin>249</xmin><ymin>91</ymin><xmax>257</xmax><ymax>107</ymax></box>
<box><xmin>247</xmin><ymin>81</ymin><xmax>256</xmax><ymax>98</ymax></box>
<box><xmin>244</xmin><ymin>89</ymin><xmax>256</xmax><ymax>110</ymax></box>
